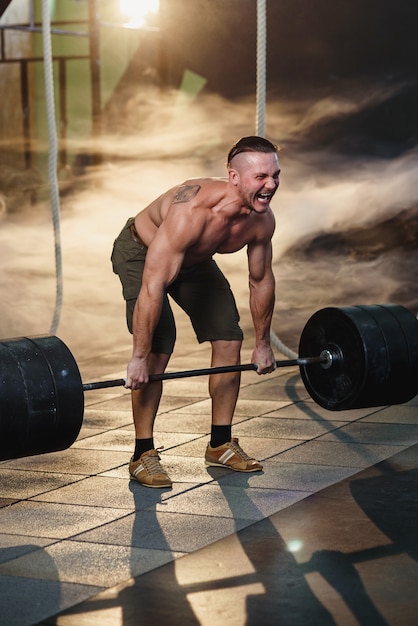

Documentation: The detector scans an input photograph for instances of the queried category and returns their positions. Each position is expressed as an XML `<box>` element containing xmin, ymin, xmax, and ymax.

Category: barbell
<box><xmin>1</xmin><ymin>303</ymin><xmax>418</xmax><ymax>461</ymax></box>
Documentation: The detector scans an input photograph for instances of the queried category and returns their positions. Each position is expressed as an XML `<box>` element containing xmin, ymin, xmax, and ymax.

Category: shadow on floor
<box><xmin>42</xmin><ymin>445</ymin><xmax>418</xmax><ymax>626</ymax></box>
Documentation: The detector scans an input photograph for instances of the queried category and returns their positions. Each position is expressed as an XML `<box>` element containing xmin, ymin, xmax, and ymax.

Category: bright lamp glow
<box><xmin>287</xmin><ymin>539</ymin><xmax>303</xmax><ymax>553</ymax></box>
<box><xmin>119</xmin><ymin>0</ymin><xmax>159</xmax><ymax>28</ymax></box>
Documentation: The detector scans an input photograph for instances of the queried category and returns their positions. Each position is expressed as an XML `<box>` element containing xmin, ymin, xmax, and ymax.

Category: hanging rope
<box><xmin>256</xmin><ymin>0</ymin><xmax>266</xmax><ymax>136</ymax></box>
<box><xmin>41</xmin><ymin>0</ymin><xmax>63</xmax><ymax>335</ymax></box>
<box><xmin>255</xmin><ymin>0</ymin><xmax>298</xmax><ymax>359</ymax></box>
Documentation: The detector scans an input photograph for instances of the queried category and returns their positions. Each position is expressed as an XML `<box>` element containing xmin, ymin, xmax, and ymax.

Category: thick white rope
<box><xmin>42</xmin><ymin>0</ymin><xmax>63</xmax><ymax>335</ymax></box>
<box><xmin>270</xmin><ymin>329</ymin><xmax>298</xmax><ymax>360</ymax></box>
<box><xmin>256</xmin><ymin>0</ymin><xmax>298</xmax><ymax>359</ymax></box>
<box><xmin>256</xmin><ymin>0</ymin><xmax>266</xmax><ymax>136</ymax></box>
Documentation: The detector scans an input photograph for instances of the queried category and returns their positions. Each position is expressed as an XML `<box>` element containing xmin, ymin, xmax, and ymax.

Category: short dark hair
<box><xmin>227</xmin><ymin>136</ymin><xmax>279</xmax><ymax>167</ymax></box>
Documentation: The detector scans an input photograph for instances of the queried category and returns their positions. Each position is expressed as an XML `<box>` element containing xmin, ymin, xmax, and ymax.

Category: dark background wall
<box><xmin>158</xmin><ymin>0</ymin><xmax>418</xmax><ymax>96</ymax></box>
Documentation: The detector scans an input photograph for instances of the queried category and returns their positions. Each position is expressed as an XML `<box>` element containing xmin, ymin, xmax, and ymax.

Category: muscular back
<box><xmin>134</xmin><ymin>177</ymin><xmax>275</xmax><ymax>268</ymax></box>
<box><xmin>134</xmin><ymin>179</ymin><xmax>223</xmax><ymax>241</ymax></box>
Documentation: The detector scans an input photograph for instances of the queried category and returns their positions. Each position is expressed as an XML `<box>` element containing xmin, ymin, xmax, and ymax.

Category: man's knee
<box><xmin>211</xmin><ymin>339</ymin><xmax>242</xmax><ymax>363</ymax></box>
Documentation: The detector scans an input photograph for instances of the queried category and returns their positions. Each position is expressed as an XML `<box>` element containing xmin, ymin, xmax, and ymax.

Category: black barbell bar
<box><xmin>82</xmin><ymin>352</ymin><xmax>333</xmax><ymax>391</ymax></box>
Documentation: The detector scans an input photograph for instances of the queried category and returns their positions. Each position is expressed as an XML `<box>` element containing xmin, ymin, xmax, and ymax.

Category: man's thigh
<box><xmin>168</xmin><ymin>259</ymin><xmax>243</xmax><ymax>343</ymax></box>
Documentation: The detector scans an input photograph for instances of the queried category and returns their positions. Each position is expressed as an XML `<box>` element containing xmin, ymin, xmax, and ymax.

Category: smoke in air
<box><xmin>1</xmin><ymin>83</ymin><xmax>417</xmax><ymax>369</ymax></box>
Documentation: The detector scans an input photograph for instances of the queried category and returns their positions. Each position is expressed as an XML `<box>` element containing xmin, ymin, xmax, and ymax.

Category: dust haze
<box><xmin>1</xmin><ymin>82</ymin><xmax>417</xmax><ymax>373</ymax></box>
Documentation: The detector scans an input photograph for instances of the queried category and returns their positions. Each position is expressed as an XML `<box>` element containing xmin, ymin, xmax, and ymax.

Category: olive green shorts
<box><xmin>111</xmin><ymin>219</ymin><xmax>243</xmax><ymax>354</ymax></box>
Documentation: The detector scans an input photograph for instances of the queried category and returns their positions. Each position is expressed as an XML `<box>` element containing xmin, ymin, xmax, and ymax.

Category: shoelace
<box><xmin>228</xmin><ymin>439</ymin><xmax>251</xmax><ymax>461</ymax></box>
<box><xmin>142</xmin><ymin>447</ymin><xmax>167</xmax><ymax>475</ymax></box>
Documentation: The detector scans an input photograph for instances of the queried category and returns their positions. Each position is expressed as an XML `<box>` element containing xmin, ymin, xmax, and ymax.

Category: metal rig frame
<box><xmin>0</xmin><ymin>0</ymin><xmax>164</xmax><ymax>172</ymax></box>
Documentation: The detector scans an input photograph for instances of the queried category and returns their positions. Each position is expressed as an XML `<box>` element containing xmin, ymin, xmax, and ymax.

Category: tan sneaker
<box><xmin>205</xmin><ymin>438</ymin><xmax>263</xmax><ymax>472</ymax></box>
<box><xmin>129</xmin><ymin>448</ymin><xmax>172</xmax><ymax>488</ymax></box>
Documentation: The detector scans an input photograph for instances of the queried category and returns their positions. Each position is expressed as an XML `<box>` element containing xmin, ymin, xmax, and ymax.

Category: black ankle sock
<box><xmin>210</xmin><ymin>425</ymin><xmax>231</xmax><ymax>448</ymax></box>
<box><xmin>133</xmin><ymin>438</ymin><xmax>154</xmax><ymax>461</ymax></box>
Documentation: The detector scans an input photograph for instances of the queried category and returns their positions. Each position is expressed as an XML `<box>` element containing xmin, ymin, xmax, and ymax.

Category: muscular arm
<box><xmin>126</xmin><ymin>204</ymin><xmax>204</xmax><ymax>388</ymax></box>
<box><xmin>132</xmin><ymin>225</ymin><xmax>183</xmax><ymax>359</ymax></box>
<box><xmin>247</xmin><ymin>217</ymin><xmax>276</xmax><ymax>374</ymax></box>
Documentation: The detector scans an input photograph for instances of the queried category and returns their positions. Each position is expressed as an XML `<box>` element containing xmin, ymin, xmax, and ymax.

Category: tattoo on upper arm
<box><xmin>173</xmin><ymin>185</ymin><xmax>201</xmax><ymax>204</ymax></box>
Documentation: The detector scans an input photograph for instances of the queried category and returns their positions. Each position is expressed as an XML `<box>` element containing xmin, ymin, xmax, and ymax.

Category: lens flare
<box><xmin>287</xmin><ymin>539</ymin><xmax>303</xmax><ymax>553</ymax></box>
<box><xmin>119</xmin><ymin>0</ymin><xmax>159</xmax><ymax>28</ymax></box>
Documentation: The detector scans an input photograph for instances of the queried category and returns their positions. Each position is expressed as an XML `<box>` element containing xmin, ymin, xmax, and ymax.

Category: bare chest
<box><xmin>183</xmin><ymin>219</ymin><xmax>252</xmax><ymax>265</ymax></box>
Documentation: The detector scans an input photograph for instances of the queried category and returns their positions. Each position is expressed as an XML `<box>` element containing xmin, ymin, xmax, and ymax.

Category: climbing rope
<box><xmin>41</xmin><ymin>0</ymin><xmax>63</xmax><ymax>335</ymax></box>
<box><xmin>256</xmin><ymin>0</ymin><xmax>266</xmax><ymax>136</ymax></box>
<box><xmin>256</xmin><ymin>0</ymin><xmax>298</xmax><ymax>359</ymax></box>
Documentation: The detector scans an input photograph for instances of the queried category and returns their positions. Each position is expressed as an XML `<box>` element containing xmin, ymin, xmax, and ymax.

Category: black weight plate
<box><xmin>0</xmin><ymin>342</ymin><xmax>29</xmax><ymax>460</ymax></box>
<box><xmin>355</xmin><ymin>304</ymin><xmax>418</xmax><ymax>406</ymax></box>
<box><xmin>299</xmin><ymin>304</ymin><xmax>418</xmax><ymax>411</ymax></box>
<box><xmin>29</xmin><ymin>335</ymin><xmax>84</xmax><ymax>453</ymax></box>
<box><xmin>0</xmin><ymin>335</ymin><xmax>84</xmax><ymax>460</ymax></box>
<box><xmin>299</xmin><ymin>306</ymin><xmax>370</xmax><ymax>410</ymax></box>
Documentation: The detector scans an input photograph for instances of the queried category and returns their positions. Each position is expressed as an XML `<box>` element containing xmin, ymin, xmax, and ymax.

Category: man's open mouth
<box><xmin>256</xmin><ymin>192</ymin><xmax>273</xmax><ymax>202</ymax></box>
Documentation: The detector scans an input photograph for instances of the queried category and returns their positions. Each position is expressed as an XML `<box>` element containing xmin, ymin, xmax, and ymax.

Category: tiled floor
<box><xmin>1</xmin><ymin>341</ymin><xmax>418</xmax><ymax>625</ymax></box>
